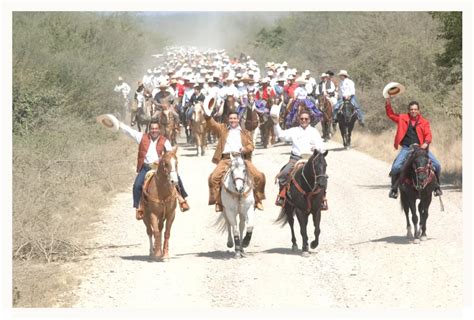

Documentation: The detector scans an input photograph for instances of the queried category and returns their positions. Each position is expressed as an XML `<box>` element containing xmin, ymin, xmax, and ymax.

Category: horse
<box><xmin>218</xmin><ymin>95</ymin><xmax>239</xmax><ymax>125</ymax></box>
<box><xmin>142</xmin><ymin>148</ymin><xmax>179</xmax><ymax>261</ymax></box>
<box><xmin>158</xmin><ymin>103</ymin><xmax>179</xmax><ymax>146</ymax></box>
<box><xmin>336</xmin><ymin>99</ymin><xmax>357</xmax><ymax>149</ymax></box>
<box><xmin>398</xmin><ymin>146</ymin><xmax>438</xmax><ymax>244</ymax></box>
<box><xmin>239</xmin><ymin>102</ymin><xmax>260</xmax><ymax>145</ymax></box>
<box><xmin>276</xmin><ymin>150</ymin><xmax>329</xmax><ymax>256</ymax></box>
<box><xmin>191</xmin><ymin>102</ymin><xmax>208</xmax><ymax>156</ymax></box>
<box><xmin>317</xmin><ymin>95</ymin><xmax>333</xmax><ymax>142</ymax></box>
<box><xmin>134</xmin><ymin>95</ymin><xmax>155</xmax><ymax>133</ymax></box>
<box><xmin>258</xmin><ymin>98</ymin><xmax>279</xmax><ymax>148</ymax></box>
<box><xmin>218</xmin><ymin>153</ymin><xmax>256</xmax><ymax>258</ymax></box>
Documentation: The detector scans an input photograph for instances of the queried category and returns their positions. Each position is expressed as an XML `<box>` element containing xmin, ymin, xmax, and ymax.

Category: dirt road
<box><xmin>67</xmin><ymin>131</ymin><xmax>463</xmax><ymax>310</ymax></box>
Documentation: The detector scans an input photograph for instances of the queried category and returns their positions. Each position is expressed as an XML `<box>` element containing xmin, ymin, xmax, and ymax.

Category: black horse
<box><xmin>276</xmin><ymin>149</ymin><xmax>329</xmax><ymax>256</ymax></box>
<box><xmin>399</xmin><ymin>146</ymin><xmax>437</xmax><ymax>243</ymax></box>
<box><xmin>336</xmin><ymin>99</ymin><xmax>357</xmax><ymax>149</ymax></box>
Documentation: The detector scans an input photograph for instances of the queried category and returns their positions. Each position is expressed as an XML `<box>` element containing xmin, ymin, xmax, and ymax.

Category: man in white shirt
<box><xmin>120</xmin><ymin>119</ymin><xmax>189</xmax><ymax>220</ymax></box>
<box><xmin>205</xmin><ymin>111</ymin><xmax>266</xmax><ymax>212</ymax></box>
<box><xmin>332</xmin><ymin>70</ymin><xmax>365</xmax><ymax>126</ymax></box>
<box><xmin>273</xmin><ymin>110</ymin><xmax>328</xmax><ymax>210</ymax></box>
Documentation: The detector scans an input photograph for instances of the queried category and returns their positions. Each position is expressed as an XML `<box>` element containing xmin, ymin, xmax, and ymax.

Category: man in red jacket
<box><xmin>385</xmin><ymin>97</ymin><xmax>442</xmax><ymax>198</ymax></box>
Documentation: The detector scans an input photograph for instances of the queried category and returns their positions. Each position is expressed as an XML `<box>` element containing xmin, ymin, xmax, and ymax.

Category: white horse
<box><xmin>220</xmin><ymin>153</ymin><xmax>256</xmax><ymax>258</ymax></box>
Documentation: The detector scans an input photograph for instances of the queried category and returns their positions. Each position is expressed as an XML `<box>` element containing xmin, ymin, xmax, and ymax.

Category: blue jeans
<box><xmin>333</xmin><ymin>96</ymin><xmax>364</xmax><ymax>121</ymax></box>
<box><xmin>132</xmin><ymin>164</ymin><xmax>188</xmax><ymax>208</ymax></box>
<box><xmin>390</xmin><ymin>145</ymin><xmax>441</xmax><ymax>175</ymax></box>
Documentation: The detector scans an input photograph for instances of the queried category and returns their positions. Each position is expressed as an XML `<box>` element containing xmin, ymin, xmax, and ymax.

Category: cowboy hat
<box><xmin>202</xmin><ymin>95</ymin><xmax>217</xmax><ymax>117</ymax></box>
<box><xmin>383</xmin><ymin>82</ymin><xmax>406</xmax><ymax>98</ymax></box>
<box><xmin>320</xmin><ymin>73</ymin><xmax>328</xmax><ymax>78</ymax></box>
<box><xmin>337</xmin><ymin>70</ymin><xmax>349</xmax><ymax>77</ymax></box>
<box><xmin>96</xmin><ymin>114</ymin><xmax>119</xmax><ymax>132</ymax></box>
<box><xmin>296</xmin><ymin>77</ymin><xmax>307</xmax><ymax>84</ymax></box>
<box><xmin>270</xmin><ymin>102</ymin><xmax>282</xmax><ymax>122</ymax></box>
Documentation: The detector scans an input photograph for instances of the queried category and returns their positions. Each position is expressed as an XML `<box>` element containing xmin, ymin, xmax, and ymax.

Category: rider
<box><xmin>286</xmin><ymin>77</ymin><xmax>323</xmax><ymax>127</ymax></box>
<box><xmin>273</xmin><ymin>109</ymin><xmax>328</xmax><ymax>210</ymax></box>
<box><xmin>385</xmin><ymin>97</ymin><xmax>442</xmax><ymax>198</ymax></box>
<box><xmin>185</xmin><ymin>82</ymin><xmax>206</xmax><ymax>123</ymax></box>
<box><xmin>154</xmin><ymin>81</ymin><xmax>180</xmax><ymax>123</ymax></box>
<box><xmin>204</xmin><ymin>111</ymin><xmax>266</xmax><ymax>212</ymax></box>
<box><xmin>119</xmin><ymin>119</ymin><xmax>190</xmax><ymax>220</ymax></box>
<box><xmin>332</xmin><ymin>70</ymin><xmax>365</xmax><ymax>127</ymax></box>
<box><xmin>315</xmin><ymin>73</ymin><xmax>337</xmax><ymax>106</ymax></box>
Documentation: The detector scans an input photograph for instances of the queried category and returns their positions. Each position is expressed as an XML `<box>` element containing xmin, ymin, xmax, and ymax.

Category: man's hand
<box><xmin>421</xmin><ymin>143</ymin><xmax>429</xmax><ymax>149</ymax></box>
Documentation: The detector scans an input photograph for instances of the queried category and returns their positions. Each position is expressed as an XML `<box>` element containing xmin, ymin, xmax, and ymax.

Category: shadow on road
<box><xmin>369</xmin><ymin>236</ymin><xmax>414</xmax><ymax>245</ymax></box>
<box><xmin>261</xmin><ymin>247</ymin><xmax>301</xmax><ymax>255</ymax></box>
<box><xmin>120</xmin><ymin>255</ymin><xmax>158</xmax><ymax>262</ymax></box>
<box><xmin>175</xmin><ymin>250</ymin><xmax>233</xmax><ymax>260</ymax></box>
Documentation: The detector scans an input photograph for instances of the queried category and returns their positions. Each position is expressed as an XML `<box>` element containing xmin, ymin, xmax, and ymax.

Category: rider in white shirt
<box><xmin>273</xmin><ymin>109</ymin><xmax>328</xmax><ymax>209</ymax></box>
<box><xmin>332</xmin><ymin>70</ymin><xmax>365</xmax><ymax>126</ymax></box>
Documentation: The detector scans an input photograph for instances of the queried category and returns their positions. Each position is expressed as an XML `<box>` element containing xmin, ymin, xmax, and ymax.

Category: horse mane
<box><xmin>400</xmin><ymin>147</ymin><xmax>428</xmax><ymax>179</ymax></box>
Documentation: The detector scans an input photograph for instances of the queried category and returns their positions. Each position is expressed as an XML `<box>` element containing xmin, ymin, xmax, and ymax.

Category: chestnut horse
<box><xmin>191</xmin><ymin>102</ymin><xmax>208</xmax><ymax>156</ymax></box>
<box><xmin>142</xmin><ymin>148</ymin><xmax>179</xmax><ymax>261</ymax></box>
<box><xmin>158</xmin><ymin>103</ymin><xmax>179</xmax><ymax>146</ymax></box>
<box><xmin>317</xmin><ymin>95</ymin><xmax>333</xmax><ymax>141</ymax></box>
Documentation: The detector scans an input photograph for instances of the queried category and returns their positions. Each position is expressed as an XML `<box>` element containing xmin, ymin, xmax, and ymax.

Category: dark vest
<box><xmin>401</xmin><ymin>119</ymin><xmax>420</xmax><ymax>147</ymax></box>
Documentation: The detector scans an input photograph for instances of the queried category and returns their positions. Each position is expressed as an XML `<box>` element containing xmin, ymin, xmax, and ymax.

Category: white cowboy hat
<box><xmin>159</xmin><ymin>81</ymin><xmax>169</xmax><ymax>88</ymax></box>
<box><xmin>296</xmin><ymin>77</ymin><xmax>307</xmax><ymax>84</ymax></box>
<box><xmin>320</xmin><ymin>73</ymin><xmax>328</xmax><ymax>78</ymax></box>
<box><xmin>270</xmin><ymin>102</ymin><xmax>282</xmax><ymax>122</ymax></box>
<box><xmin>202</xmin><ymin>95</ymin><xmax>217</xmax><ymax>117</ymax></box>
<box><xmin>337</xmin><ymin>70</ymin><xmax>349</xmax><ymax>77</ymax></box>
<box><xmin>383</xmin><ymin>82</ymin><xmax>406</xmax><ymax>98</ymax></box>
<box><xmin>96</xmin><ymin>114</ymin><xmax>119</xmax><ymax>132</ymax></box>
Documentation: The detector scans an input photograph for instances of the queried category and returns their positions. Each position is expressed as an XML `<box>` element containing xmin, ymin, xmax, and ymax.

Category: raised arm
<box><xmin>385</xmin><ymin>98</ymin><xmax>400</xmax><ymax>123</ymax></box>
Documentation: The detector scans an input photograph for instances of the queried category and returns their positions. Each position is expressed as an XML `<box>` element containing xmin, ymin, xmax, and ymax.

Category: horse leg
<box><xmin>238</xmin><ymin>211</ymin><xmax>246</xmax><ymax>256</ymax></box>
<box><xmin>144</xmin><ymin>216</ymin><xmax>154</xmax><ymax>256</ymax></box>
<box><xmin>285</xmin><ymin>204</ymin><xmax>298</xmax><ymax>251</ymax></box>
<box><xmin>162</xmin><ymin>214</ymin><xmax>175</xmax><ymax>261</ymax></box>
<box><xmin>226</xmin><ymin>223</ymin><xmax>233</xmax><ymax>248</ymax></box>
<box><xmin>409</xmin><ymin>199</ymin><xmax>421</xmax><ymax>244</ymax></box>
<box><xmin>419</xmin><ymin>195</ymin><xmax>432</xmax><ymax>241</ymax></box>
<box><xmin>151</xmin><ymin>214</ymin><xmax>162</xmax><ymax>259</ymax></box>
<box><xmin>401</xmin><ymin>193</ymin><xmax>413</xmax><ymax>239</ymax></box>
<box><xmin>310</xmin><ymin>210</ymin><xmax>322</xmax><ymax>249</ymax></box>
<box><xmin>295</xmin><ymin>208</ymin><xmax>310</xmax><ymax>256</ymax></box>
<box><xmin>242</xmin><ymin>202</ymin><xmax>255</xmax><ymax>248</ymax></box>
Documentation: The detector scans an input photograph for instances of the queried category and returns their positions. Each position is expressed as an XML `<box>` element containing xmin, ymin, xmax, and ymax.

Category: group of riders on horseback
<box><xmin>106</xmin><ymin>46</ymin><xmax>443</xmax><ymax>257</ymax></box>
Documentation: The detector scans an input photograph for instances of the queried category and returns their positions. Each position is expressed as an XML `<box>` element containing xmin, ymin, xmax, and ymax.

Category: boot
<box><xmin>389</xmin><ymin>172</ymin><xmax>400</xmax><ymax>199</ymax></box>
<box><xmin>320</xmin><ymin>192</ymin><xmax>328</xmax><ymax>211</ymax></box>
<box><xmin>136</xmin><ymin>198</ymin><xmax>145</xmax><ymax>220</ymax></box>
<box><xmin>255</xmin><ymin>200</ymin><xmax>264</xmax><ymax>211</ymax></box>
<box><xmin>176</xmin><ymin>189</ymin><xmax>190</xmax><ymax>212</ymax></box>
<box><xmin>433</xmin><ymin>171</ymin><xmax>443</xmax><ymax>197</ymax></box>
<box><xmin>275</xmin><ymin>185</ymin><xmax>287</xmax><ymax>207</ymax></box>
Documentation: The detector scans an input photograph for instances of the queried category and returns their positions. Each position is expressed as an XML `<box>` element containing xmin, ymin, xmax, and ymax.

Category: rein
<box><xmin>290</xmin><ymin>153</ymin><xmax>326</xmax><ymax>213</ymax></box>
<box><xmin>142</xmin><ymin>158</ymin><xmax>178</xmax><ymax>205</ymax></box>
<box><xmin>412</xmin><ymin>159</ymin><xmax>435</xmax><ymax>192</ymax></box>
<box><xmin>221</xmin><ymin>163</ymin><xmax>253</xmax><ymax>200</ymax></box>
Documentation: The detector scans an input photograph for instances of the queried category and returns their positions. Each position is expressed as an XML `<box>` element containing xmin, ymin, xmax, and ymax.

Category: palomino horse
<box><xmin>317</xmin><ymin>95</ymin><xmax>333</xmax><ymax>142</ymax></box>
<box><xmin>218</xmin><ymin>153</ymin><xmax>256</xmax><ymax>258</ymax></box>
<box><xmin>276</xmin><ymin>150</ymin><xmax>329</xmax><ymax>256</ymax></box>
<box><xmin>158</xmin><ymin>103</ymin><xmax>179</xmax><ymax>146</ymax></box>
<box><xmin>142</xmin><ymin>148</ymin><xmax>179</xmax><ymax>261</ymax></box>
<box><xmin>336</xmin><ymin>99</ymin><xmax>357</xmax><ymax>149</ymax></box>
<box><xmin>191</xmin><ymin>102</ymin><xmax>208</xmax><ymax>156</ymax></box>
<box><xmin>399</xmin><ymin>145</ymin><xmax>440</xmax><ymax>243</ymax></box>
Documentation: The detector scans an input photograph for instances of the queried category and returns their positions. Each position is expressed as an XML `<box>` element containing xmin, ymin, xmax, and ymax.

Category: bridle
<box><xmin>412</xmin><ymin>155</ymin><xmax>434</xmax><ymax>192</ymax></box>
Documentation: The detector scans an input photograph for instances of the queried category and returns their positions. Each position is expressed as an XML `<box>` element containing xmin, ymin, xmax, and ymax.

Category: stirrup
<box><xmin>434</xmin><ymin>188</ymin><xmax>443</xmax><ymax>197</ymax></box>
<box><xmin>275</xmin><ymin>197</ymin><xmax>285</xmax><ymax>207</ymax></box>
<box><xmin>320</xmin><ymin>199</ymin><xmax>328</xmax><ymax>211</ymax></box>
<box><xmin>388</xmin><ymin>189</ymin><xmax>398</xmax><ymax>199</ymax></box>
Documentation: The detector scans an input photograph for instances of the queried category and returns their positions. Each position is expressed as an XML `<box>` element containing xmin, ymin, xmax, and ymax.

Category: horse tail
<box><xmin>213</xmin><ymin>212</ymin><xmax>229</xmax><ymax>234</ymax></box>
<box><xmin>274</xmin><ymin>207</ymin><xmax>289</xmax><ymax>226</ymax></box>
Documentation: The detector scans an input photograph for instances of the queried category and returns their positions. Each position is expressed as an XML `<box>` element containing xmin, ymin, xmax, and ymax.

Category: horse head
<box><xmin>229</xmin><ymin>152</ymin><xmax>247</xmax><ymax>194</ymax></box>
<box><xmin>341</xmin><ymin>99</ymin><xmax>356</xmax><ymax>123</ymax></box>
<box><xmin>309</xmin><ymin>149</ymin><xmax>329</xmax><ymax>189</ymax></box>
<box><xmin>409</xmin><ymin>146</ymin><xmax>434</xmax><ymax>191</ymax></box>
<box><xmin>158</xmin><ymin>147</ymin><xmax>179</xmax><ymax>185</ymax></box>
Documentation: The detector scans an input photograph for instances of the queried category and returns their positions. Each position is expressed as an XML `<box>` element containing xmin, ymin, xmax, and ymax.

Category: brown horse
<box><xmin>134</xmin><ymin>93</ymin><xmax>155</xmax><ymax>132</ymax></box>
<box><xmin>219</xmin><ymin>95</ymin><xmax>239</xmax><ymax>125</ymax></box>
<box><xmin>317</xmin><ymin>95</ymin><xmax>333</xmax><ymax>141</ymax></box>
<box><xmin>142</xmin><ymin>148</ymin><xmax>179</xmax><ymax>261</ymax></box>
<box><xmin>191</xmin><ymin>102</ymin><xmax>208</xmax><ymax>156</ymax></box>
<box><xmin>239</xmin><ymin>102</ymin><xmax>260</xmax><ymax>145</ymax></box>
<box><xmin>158</xmin><ymin>103</ymin><xmax>179</xmax><ymax>146</ymax></box>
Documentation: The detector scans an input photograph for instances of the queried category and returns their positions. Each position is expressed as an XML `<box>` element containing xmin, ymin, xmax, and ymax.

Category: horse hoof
<box><xmin>291</xmin><ymin>244</ymin><xmax>298</xmax><ymax>252</ymax></box>
<box><xmin>420</xmin><ymin>235</ymin><xmax>428</xmax><ymax>241</ymax></box>
<box><xmin>227</xmin><ymin>241</ymin><xmax>233</xmax><ymax>248</ymax></box>
<box><xmin>413</xmin><ymin>238</ymin><xmax>421</xmax><ymax>244</ymax></box>
<box><xmin>301</xmin><ymin>251</ymin><xmax>310</xmax><ymax>257</ymax></box>
<box><xmin>310</xmin><ymin>240</ymin><xmax>318</xmax><ymax>249</ymax></box>
<box><xmin>406</xmin><ymin>232</ymin><xmax>413</xmax><ymax>239</ymax></box>
<box><xmin>162</xmin><ymin>256</ymin><xmax>170</xmax><ymax>262</ymax></box>
<box><xmin>234</xmin><ymin>252</ymin><xmax>242</xmax><ymax>259</ymax></box>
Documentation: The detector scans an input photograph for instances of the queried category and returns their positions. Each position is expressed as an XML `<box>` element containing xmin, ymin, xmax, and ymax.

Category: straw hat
<box><xmin>96</xmin><ymin>114</ymin><xmax>119</xmax><ymax>132</ymax></box>
<box><xmin>202</xmin><ymin>95</ymin><xmax>217</xmax><ymax>117</ymax></box>
<box><xmin>382</xmin><ymin>82</ymin><xmax>406</xmax><ymax>98</ymax></box>
<box><xmin>337</xmin><ymin>70</ymin><xmax>349</xmax><ymax>77</ymax></box>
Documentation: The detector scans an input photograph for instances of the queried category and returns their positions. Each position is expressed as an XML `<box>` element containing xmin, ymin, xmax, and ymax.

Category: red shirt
<box><xmin>284</xmin><ymin>82</ymin><xmax>299</xmax><ymax>99</ymax></box>
<box><xmin>385</xmin><ymin>100</ymin><xmax>432</xmax><ymax>149</ymax></box>
<box><xmin>255</xmin><ymin>85</ymin><xmax>276</xmax><ymax>101</ymax></box>
<box><xmin>176</xmin><ymin>83</ymin><xmax>185</xmax><ymax>97</ymax></box>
